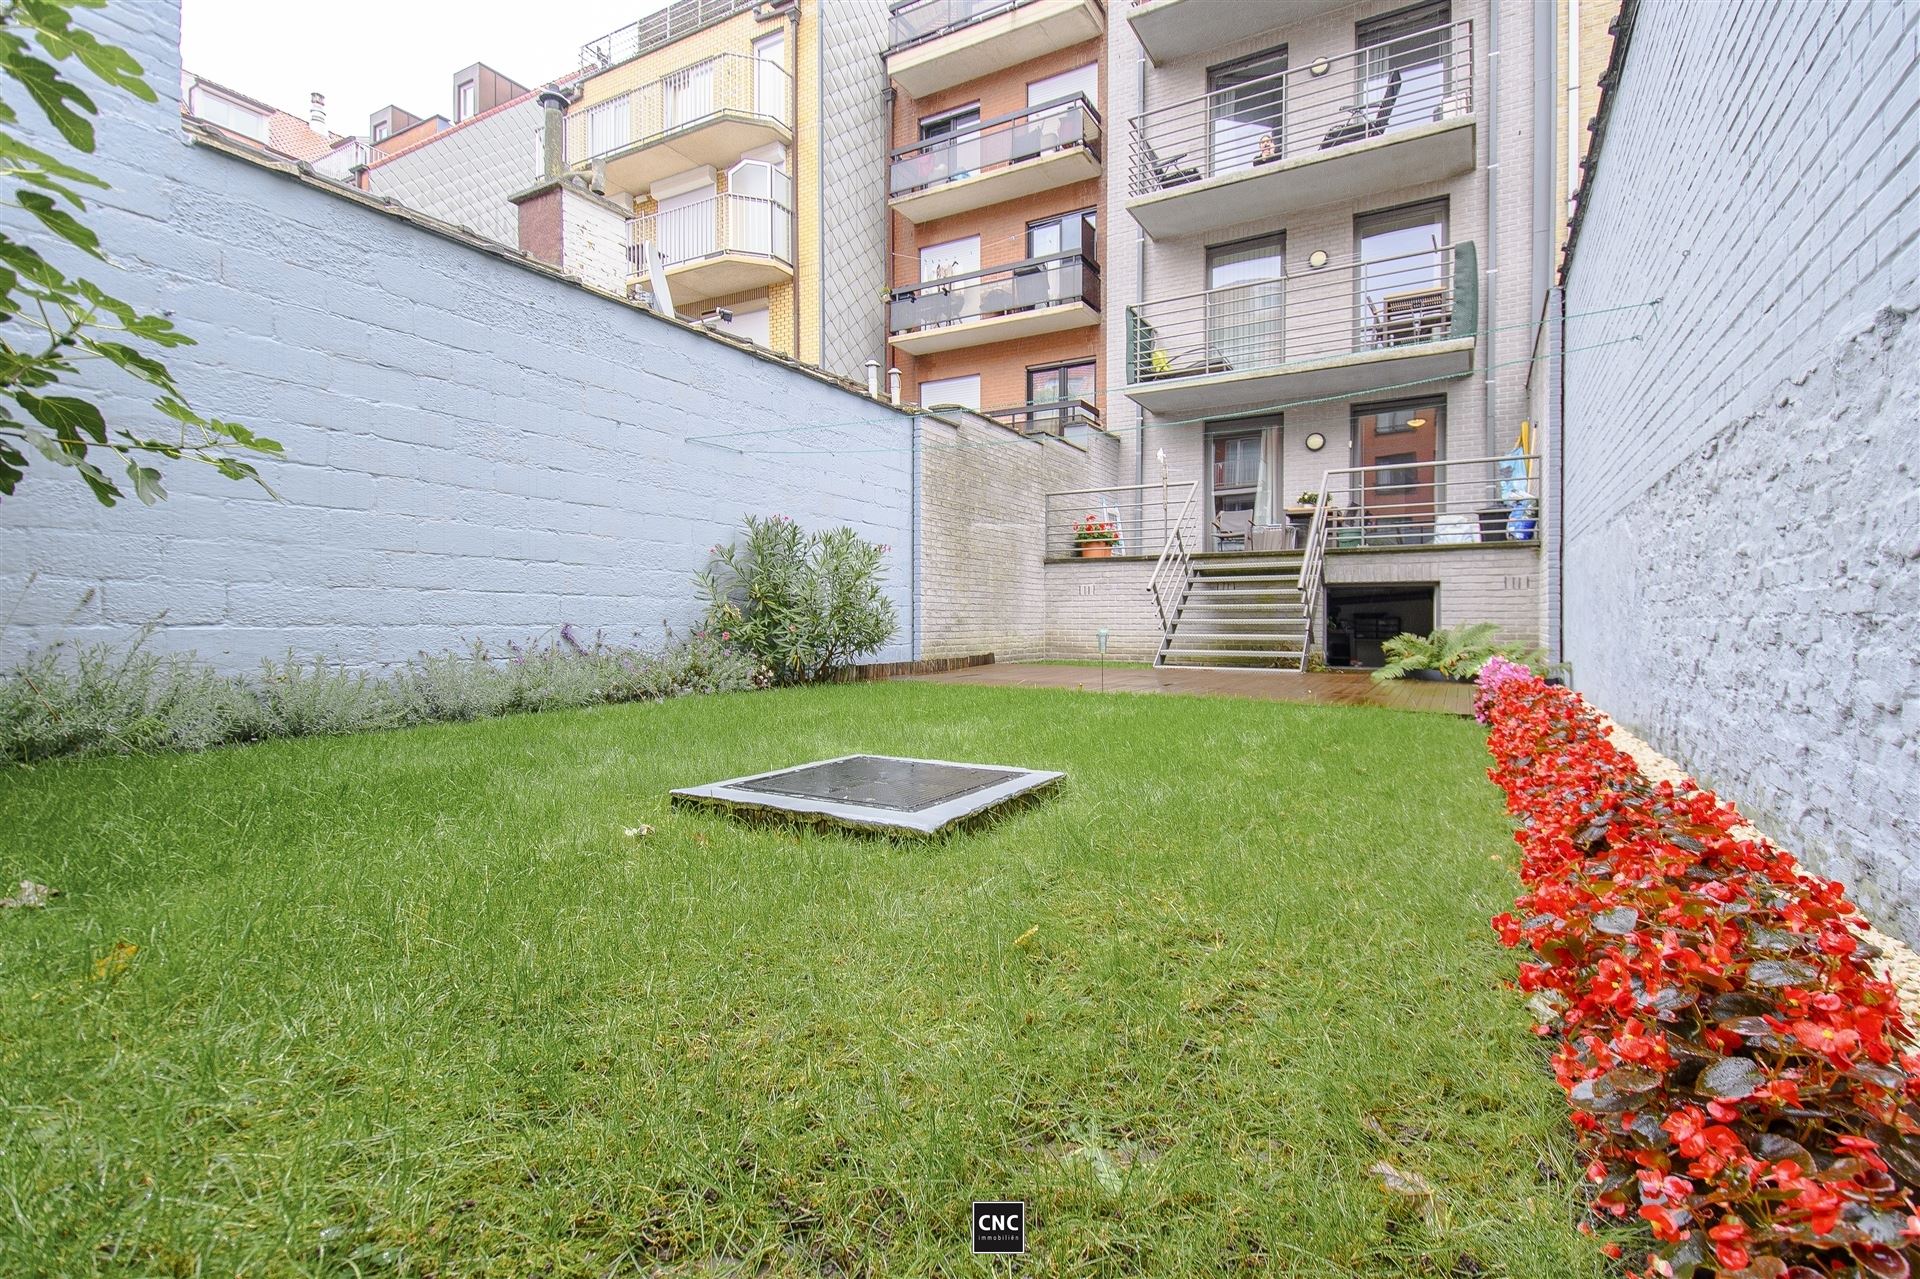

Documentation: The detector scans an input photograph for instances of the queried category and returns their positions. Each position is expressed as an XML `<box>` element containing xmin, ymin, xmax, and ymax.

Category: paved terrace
<box><xmin>906</xmin><ymin>663</ymin><xmax>1477</xmax><ymax>715</ymax></box>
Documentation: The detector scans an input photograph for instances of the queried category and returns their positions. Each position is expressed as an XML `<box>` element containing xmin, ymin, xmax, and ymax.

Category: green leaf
<box><xmin>0</xmin><ymin>129</ymin><xmax>108</xmax><ymax>189</ymax></box>
<box><xmin>17</xmin><ymin>391</ymin><xmax>104</xmax><ymax>441</ymax></box>
<box><xmin>0</xmin><ymin>235</ymin><xmax>71</xmax><ymax>287</ymax></box>
<box><xmin>0</xmin><ymin>47</ymin><xmax>98</xmax><ymax>150</ymax></box>
<box><xmin>16</xmin><ymin>189</ymin><xmax>101</xmax><ymax>257</ymax></box>
<box><xmin>125</xmin><ymin>458</ymin><xmax>163</xmax><ymax>503</ymax></box>
<box><xmin>0</xmin><ymin>437</ymin><xmax>24</xmax><ymax>495</ymax></box>
<box><xmin>1694</xmin><ymin>1055</ymin><xmax>1765</xmax><ymax>1100</ymax></box>
<box><xmin>83</xmin><ymin>338</ymin><xmax>177</xmax><ymax>388</ymax></box>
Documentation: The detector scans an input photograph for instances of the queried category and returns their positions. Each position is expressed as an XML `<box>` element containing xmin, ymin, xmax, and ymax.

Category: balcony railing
<box><xmin>1126</xmin><ymin>243</ymin><xmax>1469</xmax><ymax>384</ymax></box>
<box><xmin>984</xmin><ymin>398</ymin><xmax>1102</xmax><ymax>437</ymax></box>
<box><xmin>888</xmin><ymin>0</ymin><xmax>1035</xmax><ymax>53</ymax></box>
<box><xmin>1044</xmin><ymin>481</ymin><xmax>1198</xmax><ymax>559</ymax></box>
<box><xmin>570</xmin><ymin>53</ymin><xmax>790</xmax><ymax>163</ymax></box>
<box><xmin>1128</xmin><ymin>20</ymin><xmax>1472</xmax><ymax>197</ymax></box>
<box><xmin>581</xmin><ymin>0</ymin><xmax>756</xmax><ymax>70</ymax></box>
<box><xmin>890</xmin><ymin>95</ymin><xmax>1100</xmax><ymax>198</ymax></box>
<box><xmin>629</xmin><ymin>193</ymin><xmax>794</xmax><ymax>271</ymax></box>
<box><xmin>889</xmin><ymin>251</ymin><xmax>1100</xmax><ymax>337</ymax></box>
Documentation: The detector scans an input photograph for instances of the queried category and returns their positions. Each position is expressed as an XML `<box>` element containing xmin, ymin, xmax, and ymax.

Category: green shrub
<box><xmin>696</xmin><ymin>515</ymin><xmax>898</xmax><ymax>684</ymax></box>
<box><xmin>0</xmin><ymin>626</ymin><xmax>766</xmax><ymax>764</ymax></box>
<box><xmin>1371</xmin><ymin>623</ymin><xmax>1547</xmax><ymax>683</ymax></box>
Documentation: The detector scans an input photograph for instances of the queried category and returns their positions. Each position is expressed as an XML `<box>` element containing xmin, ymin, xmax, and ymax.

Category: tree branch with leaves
<box><xmin>0</xmin><ymin>0</ymin><xmax>279</xmax><ymax>506</ymax></box>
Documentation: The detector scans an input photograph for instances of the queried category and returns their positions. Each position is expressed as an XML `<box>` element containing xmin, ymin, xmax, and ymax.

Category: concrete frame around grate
<box><xmin>669</xmin><ymin>753</ymin><xmax>1065</xmax><ymax>837</ymax></box>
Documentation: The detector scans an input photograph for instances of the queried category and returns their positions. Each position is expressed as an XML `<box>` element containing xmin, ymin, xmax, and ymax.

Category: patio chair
<box><xmin>1321</xmin><ymin>68</ymin><xmax>1402</xmax><ymax>150</ymax></box>
<box><xmin>1139</xmin><ymin>140</ymin><xmax>1201</xmax><ymax>190</ymax></box>
<box><xmin>1246</xmin><ymin>523</ymin><xmax>1297</xmax><ymax>552</ymax></box>
<box><xmin>1213</xmin><ymin>509</ymin><xmax>1253</xmax><ymax>551</ymax></box>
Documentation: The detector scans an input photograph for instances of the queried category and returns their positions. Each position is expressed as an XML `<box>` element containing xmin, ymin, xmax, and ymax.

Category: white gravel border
<box><xmin>1593</xmin><ymin>712</ymin><xmax>1920</xmax><ymax>1022</ymax></box>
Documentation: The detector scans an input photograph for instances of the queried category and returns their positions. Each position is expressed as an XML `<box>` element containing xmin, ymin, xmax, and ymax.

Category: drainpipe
<box><xmin>1532</xmin><ymin>0</ymin><xmax>1554</xmax><ymax>332</ymax></box>
<box><xmin>1132</xmin><ymin>52</ymin><xmax>1149</xmax><ymax>492</ymax></box>
<box><xmin>1567</xmin><ymin>0</ymin><xmax>1581</xmax><ymax>223</ymax></box>
<box><xmin>1483</xmin><ymin>0</ymin><xmax>1499</xmax><ymax>455</ymax></box>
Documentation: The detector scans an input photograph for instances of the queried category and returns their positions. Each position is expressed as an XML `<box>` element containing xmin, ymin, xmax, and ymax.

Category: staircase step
<box><xmin>1162</xmin><ymin>646</ymin><xmax>1307</xmax><ymax>657</ymax></box>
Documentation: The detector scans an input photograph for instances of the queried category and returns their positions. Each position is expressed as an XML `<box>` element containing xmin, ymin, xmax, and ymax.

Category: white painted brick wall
<box><xmin>1562</xmin><ymin>0</ymin><xmax>1920</xmax><ymax>939</ymax></box>
<box><xmin>0</xmin><ymin>3</ymin><xmax>916</xmax><ymax>672</ymax></box>
<box><xmin>916</xmin><ymin>412</ymin><xmax>1121</xmax><ymax>660</ymax></box>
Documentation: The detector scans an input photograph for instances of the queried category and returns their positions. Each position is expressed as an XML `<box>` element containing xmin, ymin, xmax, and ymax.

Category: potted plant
<box><xmin>1073</xmin><ymin>513</ymin><xmax>1119</xmax><ymax>558</ymax></box>
<box><xmin>1295</xmin><ymin>491</ymin><xmax>1319</xmax><ymax>506</ymax></box>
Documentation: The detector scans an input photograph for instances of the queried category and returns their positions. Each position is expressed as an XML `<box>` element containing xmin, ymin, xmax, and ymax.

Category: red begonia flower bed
<box><xmin>1477</xmin><ymin>658</ymin><xmax>1920</xmax><ymax>1277</ymax></box>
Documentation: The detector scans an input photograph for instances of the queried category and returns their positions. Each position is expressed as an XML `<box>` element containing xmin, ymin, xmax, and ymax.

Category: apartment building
<box><xmin>180</xmin><ymin>73</ymin><xmax>363</xmax><ymax>179</ymax></box>
<box><xmin>1079</xmin><ymin>0</ymin><xmax>1553</xmax><ymax>669</ymax></box>
<box><xmin>557</xmin><ymin>0</ymin><xmax>888</xmax><ymax>376</ymax></box>
<box><xmin>362</xmin><ymin>63</ymin><xmax>551</xmax><ymax>248</ymax></box>
<box><xmin>883</xmin><ymin>0</ymin><xmax>1108</xmax><ymax>436</ymax></box>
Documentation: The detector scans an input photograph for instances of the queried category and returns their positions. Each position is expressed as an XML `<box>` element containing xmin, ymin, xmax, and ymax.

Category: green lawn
<box><xmin>0</xmin><ymin>682</ymin><xmax>1607</xmax><ymax>1277</ymax></box>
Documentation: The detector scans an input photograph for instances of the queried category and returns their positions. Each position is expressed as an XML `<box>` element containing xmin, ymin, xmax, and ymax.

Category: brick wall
<box><xmin>1323</xmin><ymin>545</ymin><xmax>1541</xmax><ymax>648</ymax></box>
<box><xmin>0</xmin><ymin>2</ymin><xmax>916</xmax><ymax>673</ymax></box>
<box><xmin>1043</xmin><ymin>558</ymin><xmax>1161</xmax><ymax>661</ymax></box>
<box><xmin>888</xmin><ymin>36</ymin><xmax>1106</xmax><ymax>412</ymax></box>
<box><xmin>916</xmin><ymin>411</ymin><xmax>1121</xmax><ymax>660</ymax></box>
<box><xmin>1560</xmin><ymin>1</ymin><xmax>1920</xmax><ymax>938</ymax></box>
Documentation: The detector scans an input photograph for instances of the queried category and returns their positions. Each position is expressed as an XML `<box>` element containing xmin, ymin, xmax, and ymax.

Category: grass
<box><xmin>0</xmin><ymin>681</ymin><xmax>1609</xmax><ymax>1277</ymax></box>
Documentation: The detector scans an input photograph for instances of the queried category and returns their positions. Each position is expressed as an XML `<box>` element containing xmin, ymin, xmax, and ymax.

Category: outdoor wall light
<box><xmin>1307</xmin><ymin>249</ymin><xmax>1329</xmax><ymax>269</ymax></box>
<box><xmin>1310</xmin><ymin>57</ymin><xmax>1330</xmax><ymax>76</ymax></box>
<box><xmin>1305</xmin><ymin>432</ymin><xmax>1326</xmax><ymax>451</ymax></box>
<box><xmin>1407</xmin><ymin>416</ymin><xmax>1428</xmax><ymax>429</ymax></box>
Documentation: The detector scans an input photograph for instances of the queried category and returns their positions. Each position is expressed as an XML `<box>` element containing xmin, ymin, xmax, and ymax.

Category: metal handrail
<box><xmin>1147</xmin><ymin>481</ymin><xmax>1199</xmax><ymax>632</ymax></box>
<box><xmin>1128</xmin><ymin>20</ymin><xmax>1472</xmax><ymax>197</ymax></box>
<box><xmin>984</xmin><ymin>398</ymin><xmax>1102</xmax><ymax>436</ymax></box>
<box><xmin>1297</xmin><ymin>452</ymin><xmax>1537</xmax><ymax>668</ymax></box>
<box><xmin>1043</xmin><ymin>480</ymin><xmax>1196</xmax><ymax>561</ymax></box>
<box><xmin>569</xmin><ymin>52</ymin><xmax>790</xmax><ymax>164</ymax></box>
<box><xmin>889</xmin><ymin>95</ymin><xmax>1101</xmax><ymax>198</ymax></box>
<box><xmin>1126</xmin><ymin>243</ymin><xmax>1470</xmax><ymax>383</ymax></box>
<box><xmin>629</xmin><ymin>193</ymin><xmax>795</xmax><ymax>270</ymax></box>
<box><xmin>581</xmin><ymin>0</ymin><xmax>757</xmax><ymax>70</ymax></box>
<box><xmin>888</xmin><ymin>0</ymin><xmax>1103</xmax><ymax>55</ymax></box>
<box><xmin>889</xmin><ymin>250</ymin><xmax>1100</xmax><ymax>335</ymax></box>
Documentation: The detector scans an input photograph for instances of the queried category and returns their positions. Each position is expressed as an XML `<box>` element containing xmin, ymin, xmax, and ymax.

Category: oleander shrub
<box><xmin>696</xmin><ymin>514</ymin><xmax>897</xmax><ymax>685</ymax></box>
<box><xmin>1481</xmin><ymin>658</ymin><xmax>1920</xmax><ymax>1276</ymax></box>
<box><xmin>0</xmin><ymin>626</ymin><xmax>766</xmax><ymax>763</ymax></box>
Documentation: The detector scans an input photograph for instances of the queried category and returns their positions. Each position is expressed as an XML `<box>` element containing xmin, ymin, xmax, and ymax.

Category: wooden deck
<box><xmin>904</xmin><ymin>663</ymin><xmax>1478</xmax><ymax>716</ymax></box>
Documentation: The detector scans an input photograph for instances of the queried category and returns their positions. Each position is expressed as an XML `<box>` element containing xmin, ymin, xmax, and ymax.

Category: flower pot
<box><xmin>1078</xmin><ymin>543</ymin><xmax>1114</xmax><ymax>559</ymax></box>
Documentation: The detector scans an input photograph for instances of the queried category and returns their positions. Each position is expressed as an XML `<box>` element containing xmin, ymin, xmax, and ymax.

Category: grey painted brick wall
<box><xmin>1562</xmin><ymin>1</ymin><xmax>1920</xmax><ymax>939</ymax></box>
<box><xmin>0</xmin><ymin>2</ymin><xmax>915</xmax><ymax>672</ymax></box>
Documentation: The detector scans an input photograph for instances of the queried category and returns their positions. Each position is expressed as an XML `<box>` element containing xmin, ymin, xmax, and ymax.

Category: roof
<box><xmin>364</xmin><ymin>70</ymin><xmax>588</xmax><ymax>172</ymax></box>
<box><xmin>182</xmin><ymin>72</ymin><xmax>347</xmax><ymax>166</ymax></box>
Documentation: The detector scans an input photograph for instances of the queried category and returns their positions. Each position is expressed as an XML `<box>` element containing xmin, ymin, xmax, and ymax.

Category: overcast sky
<box><xmin>180</xmin><ymin>0</ymin><xmax>673</xmax><ymax>138</ymax></box>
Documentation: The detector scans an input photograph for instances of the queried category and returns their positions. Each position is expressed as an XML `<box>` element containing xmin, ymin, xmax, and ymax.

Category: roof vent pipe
<box><xmin>536</xmin><ymin>88</ymin><xmax>571</xmax><ymax>179</ymax></box>
<box><xmin>309</xmin><ymin>92</ymin><xmax>326</xmax><ymax>131</ymax></box>
<box><xmin>864</xmin><ymin>359</ymin><xmax>881</xmax><ymax>399</ymax></box>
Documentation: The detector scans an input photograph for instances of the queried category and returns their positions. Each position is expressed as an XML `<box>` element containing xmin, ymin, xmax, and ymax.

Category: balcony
<box><xmin>1127</xmin><ymin>21</ymin><xmax>1474</xmax><ymax>239</ymax></box>
<box><xmin>887</xmin><ymin>0</ymin><xmax>1106</xmax><ymax>99</ymax></box>
<box><xmin>628</xmin><ymin>192</ymin><xmax>794</xmax><ymax>308</ymax></box>
<box><xmin>983</xmin><ymin>397</ymin><xmax>1103</xmax><ymax>437</ymax></box>
<box><xmin>889</xmin><ymin>251</ymin><xmax>1100</xmax><ymax>354</ymax></box>
<box><xmin>890</xmin><ymin>96</ymin><xmax>1101</xmax><ymax>224</ymax></box>
<box><xmin>1126</xmin><ymin>0</ymin><xmax>1348</xmax><ymax>66</ymax></box>
<box><xmin>1122</xmin><ymin>242</ymin><xmax>1476</xmax><ymax>414</ymax></box>
<box><xmin>570</xmin><ymin>53</ymin><xmax>792</xmax><ymax>196</ymax></box>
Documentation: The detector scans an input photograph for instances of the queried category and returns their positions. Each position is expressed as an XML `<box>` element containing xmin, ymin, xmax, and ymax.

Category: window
<box><xmin>919</xmin><ymin>234</ymin><xmax>979</xmax><ymax>281</ymax></box>
<box><xmin>191</xmin><ymin>88</ymin><xmax>268</xmax><ymax>142</ymax></box>
<box><xmin>664</xmin><ymin>59</ymin><xmax>718</xmax><ymax>129</ymax></box>
<box><xmin>373</xmin><ymin>121</ymin><xmax>390</xmax><ymax>143</ymax></box>
<box><xmin>1206</xmin><ymin>233</ymin><xmax>1285</xmax><ymax>371</ymax></box>
<box><xmin>918</xmin><ymin>373</ymin><xmax>981</xmax><ymax>410</ymax></box>
<box><xmin>1207</xmin><ymin>45</ymin><xmax>1287</xmax><ymax>175</ymax></box>
<box><xmin>1027</xmin><ymin>63</ymin><xmax>1096</xmax><ymax>110</ymax></box>
<box><xmin>1374</xmin><ymin>452</ymin><xmax>1419</xmax><ymax>492</ymax></box>
<box><xmin>752</xmin><ymin>31</ymin><xmax>786</xmax><ymax>119</ymax></box>
<box><xmin>585</xmin><ymin>97</ymin><xmax>631</xmax><ymax>158</ymax></box>
<box><xmin>1027</xmin><ymin>208</ymin><xmax>1094</xmax><ymax>258</ymax></box>
<box><xmin>1352</xmin><ymin>399</ymin><xmax>1443</xmax><ymax>519</ymax></box>
<box><xmin>1026</xmin><ymin>361</ymin><xmax>1095</xmax><ymax>433</ymax></box>
<box><xmin>919</xmin><ymin>103</ymin><xmax>981</xmax><ymax>180</ymax></box>
<box><xmin>1355</xmin><ymin>200</ymin><xmax>1450</xmax><ymax>348</ymax></box>
<box><xmin>1206</xmin><ymin>418</ymin><xmax>1278</xmax><ymax>547</ymax></box>
<box><xmin>456</xmin><ymin>80</ymin><xmax>476</xmax><ymax>122</ymax></box>
<box><xmin>1356</xmin><ymin>1</ymin><xmax>1454</xmax><ymax>135</ymax></box>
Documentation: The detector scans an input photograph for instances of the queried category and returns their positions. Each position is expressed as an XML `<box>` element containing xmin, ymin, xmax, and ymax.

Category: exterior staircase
<box><xmin>1154</xmin><ymin>552</ymin><xmax>1311</xmax><ymax>671</ymax></box>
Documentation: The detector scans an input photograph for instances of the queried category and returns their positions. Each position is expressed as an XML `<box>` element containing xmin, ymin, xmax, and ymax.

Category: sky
<box><xmin>180</xmin><ymin>0</ymin><xmax>673</xmax><ymax>138</ymax></box>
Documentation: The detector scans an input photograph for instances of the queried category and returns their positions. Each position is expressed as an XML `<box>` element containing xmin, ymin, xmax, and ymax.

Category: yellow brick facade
<box><xmin>570</xmin><ymin>3</ymin><xmax>824</xmax><ymax>366</ymax></box>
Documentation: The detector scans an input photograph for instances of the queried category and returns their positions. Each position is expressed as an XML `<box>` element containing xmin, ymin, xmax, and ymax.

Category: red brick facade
<box><xmin>887</xmin><ymin>38</ymin><xmax>1107</xmax><ymax>424</ymax></box>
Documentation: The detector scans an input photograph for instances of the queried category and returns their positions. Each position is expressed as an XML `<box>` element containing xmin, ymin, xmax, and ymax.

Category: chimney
<box><xmin>536</xmin><ymin>88</ymin><xmax>570</xmax><ymax>180</ymax></box>
<box><xmin>309</xmin><ymin>92</ymin><xmax>326</xmax><ymax>131</ymax></box>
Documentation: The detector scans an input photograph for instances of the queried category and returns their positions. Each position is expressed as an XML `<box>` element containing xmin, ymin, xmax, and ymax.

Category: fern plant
<box><xmin>1371</xmin><ymin>623</ymin><xmax>1545</xmax><ymax>683</ymax></box>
